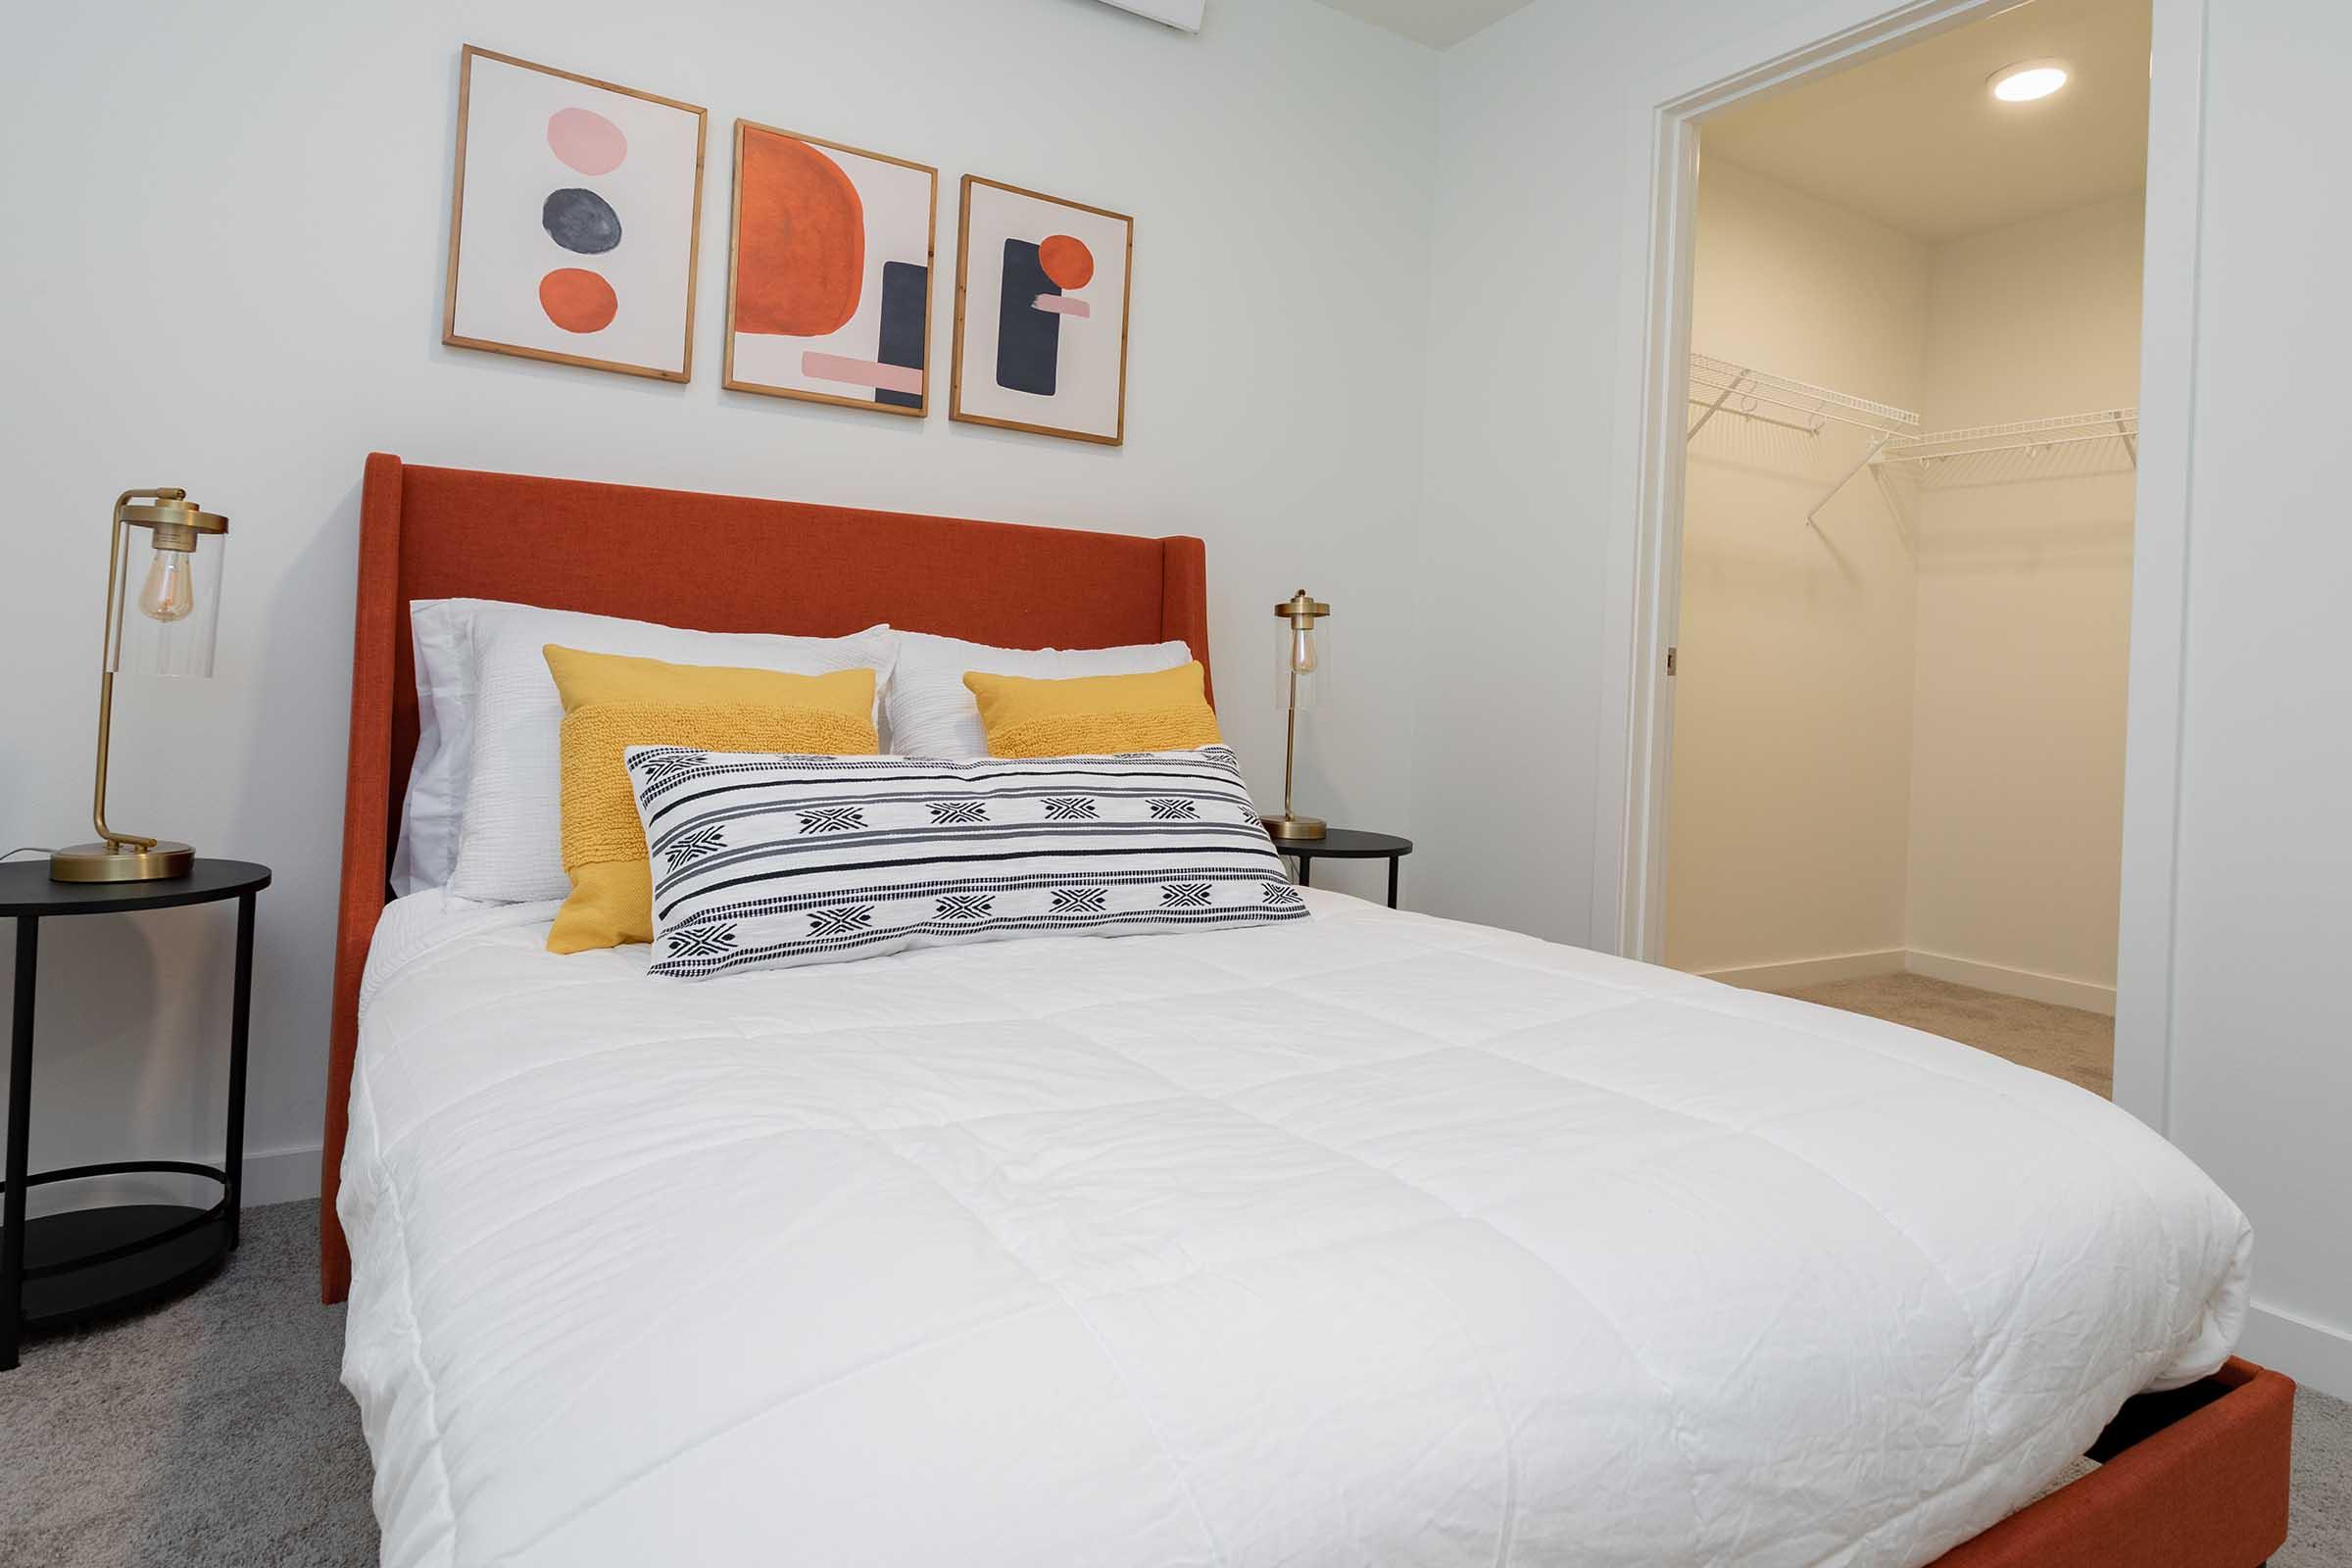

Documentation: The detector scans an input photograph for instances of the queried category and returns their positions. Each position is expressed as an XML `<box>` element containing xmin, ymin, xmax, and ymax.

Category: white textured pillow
<box><xmin>884</xmin><ymin>632</ymin><xmax>1193</xmax><ymax>758</ymax></box>
<box><xmin>628</xmin><ymin>744</ymin><xmax>1304</xmax><ymax>977</ymax></box>
<box><xmin>390</xmin><ymin>600</ymin><xmax>475</xmax><ymax>897</ymax></box>
<box><xmin>443</xmin><ymin>602</ymin><xmax>896</xmax><ymax>904</ymax></box>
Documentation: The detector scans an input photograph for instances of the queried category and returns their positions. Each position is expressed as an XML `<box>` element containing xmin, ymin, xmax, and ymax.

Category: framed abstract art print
<box><xmin>951</xmin><ymin>175</ymin><xmax>1134</xmax><ymax>446</ymax></box>
<box><xmin>443</xmin><ymin>46</ymin><xmax>708</xmax><ymax>382</ymax></box>
<box><xmin>723</xmin><ymin>122</ymin><xmax>939</xmax><ymax>416</ymax></box>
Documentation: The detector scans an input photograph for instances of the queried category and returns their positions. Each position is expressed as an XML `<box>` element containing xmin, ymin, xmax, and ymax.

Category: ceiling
<box><xmin>1701</xmin><ymin>0</ymin><xmax>2151</xmax><ymax>242</ymax></box>
<box><xmin>1306</xmin><ymin>0</ymin><xmax>1538</xmax><ymax>49</ymax></box>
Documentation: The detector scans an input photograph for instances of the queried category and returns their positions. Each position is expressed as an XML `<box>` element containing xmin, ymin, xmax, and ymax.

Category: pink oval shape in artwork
<box><xmin>547</xmin><ymin>107</ymin><xmax>627</xmax><ymax>175</ymax></box>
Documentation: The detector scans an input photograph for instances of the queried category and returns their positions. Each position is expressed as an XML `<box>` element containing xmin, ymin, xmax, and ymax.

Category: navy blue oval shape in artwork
<box><xmin>542</xmin><ymin>188</ymin><xmax>622</xmax><ymax>255</ymax></box>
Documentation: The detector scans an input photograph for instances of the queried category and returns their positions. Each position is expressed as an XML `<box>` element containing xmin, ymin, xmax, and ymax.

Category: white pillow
<box><xmin>884</xmin><ymin>632</ymin><xmax>1194</xmax><ymax>758</ymax></box>
<box><xmin>441</xmin><ymin>601</ymin><xmax>896</xmax><ymax>904</ymax></box>
<box><xmin>390</xmin><ymin>600</ymin><xmax>479</xmax><ymax>898</ymax></box>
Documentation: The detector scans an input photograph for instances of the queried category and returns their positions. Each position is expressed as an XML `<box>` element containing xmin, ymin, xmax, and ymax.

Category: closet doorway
<box><xmin>1661</xmin><ymin>0</ymin><xmax>2151</xmax><ymax>1097</ymax></box>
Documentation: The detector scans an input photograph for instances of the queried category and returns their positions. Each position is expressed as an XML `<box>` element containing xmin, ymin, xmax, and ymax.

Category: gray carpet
<box><xmin>0</xmin><ymin>1200</ymin><xmax>375</xmax><ymax>1567</ymax></box>
<box><xmin>0</xmin><ymin>1200</ymin><xmax>2345</xmax><ymax>1565</ymax></box>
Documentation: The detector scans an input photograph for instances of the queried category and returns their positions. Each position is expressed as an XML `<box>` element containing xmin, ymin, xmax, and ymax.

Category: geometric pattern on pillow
<box><xmin>625</xmin><ymin>744</ymin><xmax>1305</xmax><ymax>978</ymax></box>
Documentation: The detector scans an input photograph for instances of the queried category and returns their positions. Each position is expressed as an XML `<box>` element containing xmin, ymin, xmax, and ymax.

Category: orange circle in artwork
<box><xmin>539</xmin><ymin>268</ymin><xmax>618</xmax><ymax>334</ymax></box>
<box><xmin>1038</xmin><ymin>234</ymin><xmax>1096</xmax><ymax>291</ymax></box>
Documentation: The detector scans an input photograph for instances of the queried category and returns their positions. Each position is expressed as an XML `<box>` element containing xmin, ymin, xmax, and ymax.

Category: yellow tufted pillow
<box><xmin>544</xmin><ymin>647</ymin><xmax>878</xmax><ymax>954</ymax></box>
<box><xmin>962</xmin><ymin>662</ymin><xmax>1221</xmax><ymax>759</ymax></box>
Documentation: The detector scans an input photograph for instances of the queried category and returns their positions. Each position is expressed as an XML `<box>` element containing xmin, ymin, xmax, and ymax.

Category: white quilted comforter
<box><xmin>341</xmin><ymin>889</ymin><xmax>2249</xmax><ymax>1568</ymax></box>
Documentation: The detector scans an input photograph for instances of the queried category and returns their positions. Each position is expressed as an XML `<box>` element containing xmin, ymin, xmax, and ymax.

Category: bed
<box><xmin>325</xmin><ymin>454</ymin><xmax>2292</xmax><ymax>1568</ymax></box>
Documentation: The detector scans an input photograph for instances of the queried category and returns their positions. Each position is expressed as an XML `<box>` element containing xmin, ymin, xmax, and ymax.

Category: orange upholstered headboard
<box><xmin>320</xmin><ymin>453</ymin><xmax>1211</xmax><ymax>1299</ymax></box>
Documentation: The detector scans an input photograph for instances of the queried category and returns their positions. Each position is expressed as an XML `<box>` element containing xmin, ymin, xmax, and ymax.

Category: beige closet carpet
<box><xmin>1776</xmin><ymin>971</ymin><xmax>2115</xmax><ymax>1097</ymax></box>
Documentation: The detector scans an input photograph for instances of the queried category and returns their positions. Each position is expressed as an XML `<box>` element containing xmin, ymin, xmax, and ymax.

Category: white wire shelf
<box><xmin>1685</xmin><ymin>353</ymin><xmax>2136</xmax><ymax>519</ymax></box>
<box><xmin>1879</xmin><ymin>409</ymin><xmax>2139</xmax><ymax>466</ymax></box>
<box><xmin>1687</xmin><ymin>353</ymin><xmax>1921</xmax><ymax>440</ymax></box>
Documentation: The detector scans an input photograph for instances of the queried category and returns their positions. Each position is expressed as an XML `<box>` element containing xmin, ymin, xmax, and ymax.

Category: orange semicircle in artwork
<box><xmin>735</xmin><ymin>129</ymin><xmax>864</xmax><ymax>337</ymax></box>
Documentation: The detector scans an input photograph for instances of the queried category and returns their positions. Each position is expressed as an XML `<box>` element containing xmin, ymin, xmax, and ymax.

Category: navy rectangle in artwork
<box><xmin>874</xmin><ymin>261</ymin><xmax>927</xmax><ymax>410</ymax></box>
<box><xmin>995</xmin><ymin>239</ymin><xmax>1060</xmax><ymax>398</ymax></box>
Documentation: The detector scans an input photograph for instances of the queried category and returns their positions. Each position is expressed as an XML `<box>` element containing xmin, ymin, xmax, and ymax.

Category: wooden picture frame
<box><xmin>951</xmin><ymin>174</ymin><xmax>1135</xmax><ymax>446</ymax></box>
<box><xmin>442</xmin><ymin>45</ymin><xmax>708</xmax><ymax>383</ymax></box>
<box><xmin>722</xmin><ymin>122</ymin><xmax>940</xmax><ymax>416</ymax></box>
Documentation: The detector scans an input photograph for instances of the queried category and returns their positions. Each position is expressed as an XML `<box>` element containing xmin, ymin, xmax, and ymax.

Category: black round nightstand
<box><xmin>1275</xmin><ymin>829</ymin><xmax>1413</xmax><ymax>908</ymax></box>
<box><xmin>0</xmin><ymin>858</ymin><xmax>270</xmax><ymax>1370</ymax></box>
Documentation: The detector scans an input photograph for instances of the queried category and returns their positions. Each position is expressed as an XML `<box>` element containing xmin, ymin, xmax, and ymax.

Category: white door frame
<box><xmin>1590</xmin><ymin>0</ymin><xmax>2208</xmax><ymax>1135</ymax></box>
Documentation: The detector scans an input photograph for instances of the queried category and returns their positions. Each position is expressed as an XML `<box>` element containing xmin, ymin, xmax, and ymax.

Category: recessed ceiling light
<box><xmin>1990</xmin><ymin>60</ymin><xmax>2070</xmax><ymax>102</ymax></box>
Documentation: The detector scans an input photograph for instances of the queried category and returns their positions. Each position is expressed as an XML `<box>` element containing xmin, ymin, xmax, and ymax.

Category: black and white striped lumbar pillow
<box><xmin>624</xmin><ymin>744</ymin><xmax>1307</xmax><ymax>977</ymax></box>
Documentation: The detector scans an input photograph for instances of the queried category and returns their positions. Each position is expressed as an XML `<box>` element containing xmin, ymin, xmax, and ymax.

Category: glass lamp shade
<box><xmin>109</xmin><ymin>530</ymin><xmax>225</xmax><ymax>677</ymax></box>
<box><xmin>1273</xmin><ymin>601</ymin><xmax>1330</xmax><ymax>710</ymax></box>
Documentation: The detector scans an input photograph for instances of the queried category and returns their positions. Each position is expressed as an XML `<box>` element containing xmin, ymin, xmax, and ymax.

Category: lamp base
<box><xmin>49</xmin><ymin>841</ymin><xmax>195</xmax><ymax>883</ymax></box>
<box><xmin>1262</xmin><ymin>814</ymin><xmax>1327</xmax><ymax>843</ymax></box>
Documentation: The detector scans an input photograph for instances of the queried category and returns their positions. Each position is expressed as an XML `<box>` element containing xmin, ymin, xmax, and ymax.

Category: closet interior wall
<box><xmin>1668</xmin><ymin>158</ymin><xmax>2142</xmax><ymax>1011</ymax></box>
<box><xmin>1907</xmin><ymin>192</ymin><xmax>2143</xmax><ymax>1008</ymax></box>
<box><xmin>1668</xmin><ymin>157</ymin><xmax>1929</xmax><ymax>984</ymax></box>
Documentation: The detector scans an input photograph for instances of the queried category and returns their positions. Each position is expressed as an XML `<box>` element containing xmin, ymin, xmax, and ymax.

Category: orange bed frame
<box><xmin>322</xmin><ymin>454</ymin><xmax>2290</xmax><ymax>1568</ymax></box>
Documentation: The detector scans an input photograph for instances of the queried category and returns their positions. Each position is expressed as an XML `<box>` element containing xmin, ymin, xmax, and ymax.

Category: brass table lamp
<box><xmin>1263</xmin><ymin>589</ymin><xmax>1330</xmax><ymax>843</ymax></box>
<box><xmin>51</xmin><ymin>488</ymin><xmax>231</xmax><ymax>882</ymax></box>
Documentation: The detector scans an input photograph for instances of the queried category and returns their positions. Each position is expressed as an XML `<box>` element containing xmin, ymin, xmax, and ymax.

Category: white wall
<box><xmin>1908</xmin><ymin>192</ymin><xmax>2143</xmax><ymax>1000</ymax></box>
<box><xmin>0</xmin><ymin>0</ymin><xmax>1438</xmax><ymax>1213</ymax></box>
<box><xmin>1667</xmin><ymin>158</ymin><xmax>1928</xmax><ymax>976</ymax></box>
<box><xmin>1418</xmin><ymin>0</ymin><xmax>2352</xmax><ymax>1397</ymax></box>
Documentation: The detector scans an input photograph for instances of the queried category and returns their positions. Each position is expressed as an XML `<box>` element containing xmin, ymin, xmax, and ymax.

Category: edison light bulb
<box><xmin>1289</xmin><ymin>624</ymin><xmax>1318</xmax><ymax>675</ymax></box>
<box><xmin>137</xmin><ymin>548</ymin><xmax>196</xmax><ymax>623</ymax></box>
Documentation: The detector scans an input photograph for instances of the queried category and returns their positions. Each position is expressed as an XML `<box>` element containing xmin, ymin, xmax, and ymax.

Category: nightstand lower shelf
<box><xmin>17</xmin><ymin>1196</ymin><xmax>232</xmax><ymax>1333</ymax></box>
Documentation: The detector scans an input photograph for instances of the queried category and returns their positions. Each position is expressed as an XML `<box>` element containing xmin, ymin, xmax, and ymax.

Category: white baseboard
<box><xmin>1699</xmin><ymin>950</ymin><xmax>1907</xmax><ymax>991</ymax></box>
<box><xmin>241</xmin><ymin>1142</ymin><xmax>323</xmax><ymax>1208</ymax></box>
<box><xmin>2237</xmin><ymin>1299</ymin><xmax>2352</xmax><ymax>1403</ymax></box>
<box><xmin>1903</xmin><ymin>950</ymin><xmax>2116</xmax><ymax>1016</ymax></box>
